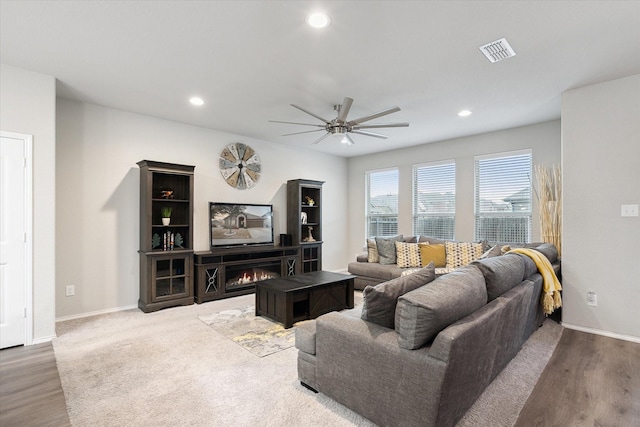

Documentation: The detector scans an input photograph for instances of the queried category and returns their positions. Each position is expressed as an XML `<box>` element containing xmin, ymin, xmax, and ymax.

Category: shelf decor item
<box><xmin>161</xmin><ymin>207</ymin><xmax>172</xmax><ymax>226</ymax></box>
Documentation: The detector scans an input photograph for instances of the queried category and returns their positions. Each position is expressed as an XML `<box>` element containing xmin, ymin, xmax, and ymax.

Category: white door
<box><xmin>0</xmin><ymin>133</ymin><xmax>31</xmax><ymax>348</ymax></box>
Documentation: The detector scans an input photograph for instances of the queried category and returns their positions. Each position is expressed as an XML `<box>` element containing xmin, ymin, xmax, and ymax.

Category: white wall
<box><xmin>346</xmin><ymin>120</ymin><xmax>561</xmax><ymax>259</ymax></box>
<box><xmin>55</xmin><ymin>99</ymin><xmax>348</xmax><ymax>318</ymax></box>
<box><xmin>0</xmin><ymin>64</ymin><xmax>57</xmax><ymax>342</ymax></box>
<box><xmin>561</xmin><ymin>74</ymin><xmax>640</xmax><ymax>341</ymax></box>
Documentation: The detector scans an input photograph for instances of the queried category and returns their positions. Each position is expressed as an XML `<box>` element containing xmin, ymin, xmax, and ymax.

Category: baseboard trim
<box><xmin>31</xmin><ymin>335</ymin><xmax>56</xmax><ymax>345</ymax></box>
<box><xmin>56</xmin><ymin>304</ymin><xmax>138</xmax><ymax>323</ymax></box>
<box><xmin>562</xmin><ymin>322</ymin><xmax>640</xmax><ymax>344</ymax></box>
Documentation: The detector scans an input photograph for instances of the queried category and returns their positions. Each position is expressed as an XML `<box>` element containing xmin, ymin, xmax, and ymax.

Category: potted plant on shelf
<box><xmin>161</xmin><ymin>207</ymin><xmax>172</xmax><ymax>226</ymax></box>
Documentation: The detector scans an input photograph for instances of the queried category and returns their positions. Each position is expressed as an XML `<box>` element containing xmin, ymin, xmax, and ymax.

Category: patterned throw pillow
<box><xmin>419</xmin><ymin>242</ymin><xmax>446</xmax><ymax>268</ymax></box>
<box><xmin>375</xmin><ymin>235</ymin><xmax>403</xmax><ymax>265</ymax></box>
<box><xmin>366</xmin><ymin>238</ymin><xmax>379</xmax><ymax>263</ymax></box>
<box><xmin>445</xmin><ymin>241</ymin><xmax>485</xmax><ymax>268</ymax></box>
<box><xmin>395</xmin><ymin>242</ymin><xmax>422</xmax><ymax>268</ymax></box>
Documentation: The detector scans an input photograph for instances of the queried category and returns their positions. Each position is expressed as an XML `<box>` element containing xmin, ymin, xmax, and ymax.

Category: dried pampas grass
<box><xmin>535</xmin><ymin>164</ymin><xmax>562</xmax><ymax>256</ymax></box>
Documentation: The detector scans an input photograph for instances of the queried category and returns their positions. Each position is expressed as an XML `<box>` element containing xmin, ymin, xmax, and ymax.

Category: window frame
<box><xmin>365</xmin><ymin>167</ymin><xmax>399</xmax><ymax>238</ymax></box>
<box><xmin>412</xmin><ymin>160</ymin><xmax>456</xmax><ymax>240</ymax></box>
<box><xmin>474</xmin><ymin>149</ymin><xmax>533</xmax><ymax>243</ymax></box>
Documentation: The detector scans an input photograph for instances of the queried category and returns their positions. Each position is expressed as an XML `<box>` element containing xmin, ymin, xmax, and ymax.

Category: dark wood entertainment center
<box><xmin>137</xmin><ymin>166</ymin><xmax>325</xmax><ymax>311</ymax></box>
<box><xmin>193</xmin><ymin>245</ymin><xmax>301</xmax><ymax>304</ymax></box>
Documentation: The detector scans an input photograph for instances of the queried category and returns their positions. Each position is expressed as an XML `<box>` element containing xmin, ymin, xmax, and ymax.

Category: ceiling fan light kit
<box><xmin>270</xmin><ymin>97</ymin><xmax>409</xmax><ymax>145</ymax></box>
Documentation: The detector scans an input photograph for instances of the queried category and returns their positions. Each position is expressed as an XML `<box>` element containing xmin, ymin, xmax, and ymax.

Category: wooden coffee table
<box><xmin>255</xmin><ymin>271</ymin><xmax>355</xmax><ymax>328</ymax></box>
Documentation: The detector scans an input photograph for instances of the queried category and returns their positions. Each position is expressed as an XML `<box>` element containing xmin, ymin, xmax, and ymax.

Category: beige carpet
<box><xmin>53</xmin><ymin>293</ymin><xmax>562</xmax><ymax>426</ymax></box>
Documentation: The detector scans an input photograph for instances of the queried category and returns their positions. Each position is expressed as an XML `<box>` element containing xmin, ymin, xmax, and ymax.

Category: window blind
<box><xmin>474</xmin><ymin>151</ymin><xmax>532</xmax><ymax>242</ymax></box>
<box><xmin>366</xmin><ymin>168</ymin><xmax>399</xmax><ymax>238</ymax></box>
<box><xmin>413</xmin><ymin>161</ymin><xmax>455</xmax><ymax>239</ymax></box>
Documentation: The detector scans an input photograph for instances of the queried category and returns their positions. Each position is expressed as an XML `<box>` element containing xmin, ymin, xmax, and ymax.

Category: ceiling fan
<box><xmin>270</xmin><ymin>97</ymin><xmax>409</xmax><ymax>145</ymax></box>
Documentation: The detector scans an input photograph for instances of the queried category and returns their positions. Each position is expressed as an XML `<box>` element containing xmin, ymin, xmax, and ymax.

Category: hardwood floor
<box><xmin>0</xmin><ymin>342</ymin><xmax>70</xmax><ymax>427</ymax></box>
<box><xmin>0</xmin><ymin>328</ymin><xmax>638</xmax><ymax>426</ymax></box>
<box><xmin>515</xmin><ymin>328</ymin><xmax>640</xmax><ymax>427</ymax></box>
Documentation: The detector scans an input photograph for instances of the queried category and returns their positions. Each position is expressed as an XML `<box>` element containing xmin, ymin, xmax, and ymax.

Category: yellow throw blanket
<box><xmin>507</xmin><ymin>248</ymin><xmax>562</xmax><ymax>315</ymax></box>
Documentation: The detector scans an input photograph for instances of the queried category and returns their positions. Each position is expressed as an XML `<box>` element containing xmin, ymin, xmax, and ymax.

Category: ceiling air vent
<box><xmin>479</xmin><ymin>37</ymin><xmax>516</xmax><ymax>63</ymax></box>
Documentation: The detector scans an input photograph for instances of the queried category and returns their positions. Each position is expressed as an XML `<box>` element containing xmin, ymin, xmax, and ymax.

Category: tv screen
<box><xmin>209</xmin><ymin>202</ymin><xmax>274</xmax><ymax>248</ymax></box>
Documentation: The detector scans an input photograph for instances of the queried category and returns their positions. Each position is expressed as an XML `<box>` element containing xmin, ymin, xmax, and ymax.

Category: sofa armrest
<box><xmin>356</xmin><ymin>253</ymin><xmax>368</xmax><ymax>262</ymax></box>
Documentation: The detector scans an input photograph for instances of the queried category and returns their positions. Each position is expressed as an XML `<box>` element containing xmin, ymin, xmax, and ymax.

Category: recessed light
<box><xmin>189</xmin><ymin>97</ymin><xmax>204</xmax><ymax>106</ymax></box>
<box><xmin>458</xmin><ymin>110</ymin><xmax>472</xmax><ymax>117</ymax></box>
<box><xmin>306</xmin><ymin>12</ymin><xmax>330</xmax><ymax>29</ymax></box>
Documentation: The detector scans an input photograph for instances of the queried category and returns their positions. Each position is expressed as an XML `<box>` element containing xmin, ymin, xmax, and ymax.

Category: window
<box><xmin>475</xmin><ymin>150</ymin><xmax>532</xmax><ymax>242</ymax></box>
<box><xmin>366</xmin><ymin>168</ymin><xmax>398</xmax><ymax>238</ymax></box>
<box><xmin>413</xmin><ymin>161</ymin><xmax>455</xmax><ymax>239</ymax></box>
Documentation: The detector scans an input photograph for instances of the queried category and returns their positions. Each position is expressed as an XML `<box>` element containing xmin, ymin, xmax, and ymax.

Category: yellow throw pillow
<box><xmin>419</xmin><ymin>242</ymin><xmax>446</xmax><ymax>268</ymax></box>
<box><xmin>445</xmin><ymin>241</ymin><xmax>485</xmax><ymax>268</ymax></box>
<box><xmin>395</xmin><ymin>242</ymin><xmax>422</xmax><ymax>268</ymax></box>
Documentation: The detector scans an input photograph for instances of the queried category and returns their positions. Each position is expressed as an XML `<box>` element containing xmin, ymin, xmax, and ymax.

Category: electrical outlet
<box><xmin>587</xmin><ymin>291</ymin><xmax>597</xmax><ymax>306</ymax></box>
<box><xmin>621</xmin><ymin>204</ymin><xmax>639</xmax><ymax>217</ymax></box>
<box><xmin>65</xmin><ymin>285</ymin><xmax>75</xmax><ymax>297</ymax></box>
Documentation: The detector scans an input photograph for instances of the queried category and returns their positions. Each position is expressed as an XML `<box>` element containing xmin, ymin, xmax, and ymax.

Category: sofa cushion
<box><xmin>471</xmin><ymin>255</ymin><xmax>525</xmax><ymax>301</ymax></box>
<box><xmin>532</xmin><ymin>243</ymin><xmax>559</xmax><ymax>263</ymax></box>
<box><xmin>348</xmin><ymin>261</ymin><xmax>405</xmax><ymax>282</ymax></box>
<box><xmin>395</xmin><ymin>242</ymin><xmax>422</xmax><ymax>268</ymax></box>
<box><xmin>419</xmin><ymin>242</ymin><xmax>446</xmax><ymax>267</ymax></box>
<box><xmin>366</xmin><ymin>238</ymin><xmax>379</xmax><ymax>263</ymax></box>
<box><xmin>479</xmin><ymin>244</ymin><xmax>503</xmax><ymax>259</ymax></box>
<box><xmin>445</xmin><ymin>241</ymin><xmax>484</xmax><ymax>268</ymax></box>
<box><xmin>418</xmin><ymin>236</ymin><xmax>446</xmax><ymax>244</ymax></box>
<box><xmin>376</xmin><ymin>235</ymin><xmax>404</xmax><ymax>265</ymax></box>
<box><xmin>395</xmin><ymin>265</ymin><xmax>487</xmax><ymax>349</ymax></box>
<box><xmin>509</xmin><ymin>253</ymin><xmax>537</xmax><ymax>278</ymax></box>
<box><xmin>361</xmin><ymin>263</ymin><xmax>436</xmax><ymax>328</ymax></box>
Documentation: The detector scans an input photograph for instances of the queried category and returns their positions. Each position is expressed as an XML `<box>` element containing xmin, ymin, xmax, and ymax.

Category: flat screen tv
<box><xmin>209</xmin><ymin>202</ymin><xmax>274</xmax><ymax>248</ymax></box>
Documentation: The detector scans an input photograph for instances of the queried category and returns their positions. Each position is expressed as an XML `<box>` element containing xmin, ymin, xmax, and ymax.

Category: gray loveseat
<box><xmin>295</xmin><ymin>245</ymin><xmax>560</xmax><ymax>427</ymax></box>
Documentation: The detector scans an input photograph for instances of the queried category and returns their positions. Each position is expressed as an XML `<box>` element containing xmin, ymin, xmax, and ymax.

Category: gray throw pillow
<box><xmin>375</xmin><ymin>235</ymin><xmax>403</xmax><ymax>265</ymax></box>
<box><xmin>471</xmin><ymin>255</ymin><xmax>525</xmax><ymax>301</ymax></box>
<box><xmin>395</xmin><ymin>265</ymin><xmax>488</xmax><ymax>349</ymax></box>
<box><xmin>361</xmin><ymin>263</ymin><xmax>436</xmax><ymax>329</ymax></box>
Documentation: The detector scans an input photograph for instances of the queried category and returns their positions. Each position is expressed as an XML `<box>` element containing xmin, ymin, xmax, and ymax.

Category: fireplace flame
<box><xmin>234</xmin><ymin>270</ymin><xmax>277</xmax><ymax>286</ymax></box>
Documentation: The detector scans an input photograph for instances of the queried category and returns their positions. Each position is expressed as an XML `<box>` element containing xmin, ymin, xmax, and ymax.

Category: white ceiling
<box><xmin>2</xmin><ymin>1</ymin><xmax>639</xmax><ymax>157</ymax></box>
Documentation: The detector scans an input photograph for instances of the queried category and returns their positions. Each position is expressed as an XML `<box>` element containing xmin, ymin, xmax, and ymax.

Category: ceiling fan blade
<box><xmin>348</xmin><ymin>106</ymin><xmax>401</xmax><ymax>125</ymax></box>
<box><xmin>351</xmin><ymin>130</ymin><xmax>389</xmax><ymax>139</ymax></box>
<box><xmin>336</xmin><ymin>97</ymin><xmax>353</xmax><ymax>123</ymax></box>
<box><xmin>344</xmin><ymin>133</ymin><xmax>355</xmax><ymax>146</ymax></box>
<box><xmin>282</xmin><ymin>129</ymin><xmax>325</xmax><ymax>136</ymax></box>
<box><xmin>352</xmin><ymin>122</ymin><xmax>410</xmax><ymax>129</ymax></box>
<box><xmin>291</xmin><ymin>104</ymin><xmax>330</xmax><ymax>123</ymax></box>
<box><xmin>311</xmin><ymin>133</ymin><xmax>331</xmax><ymax>145</ymax></box>
<box><xmin>269</xmin><ymin>120</ymin><xmax>325</xmax><ymax>128</ymax></box>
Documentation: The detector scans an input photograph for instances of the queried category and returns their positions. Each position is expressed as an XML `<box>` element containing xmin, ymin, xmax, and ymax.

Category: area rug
<box><xmin>198</xmin><ymin>305</ymin><xmax>295</xmax><ymax>357</ymax></box>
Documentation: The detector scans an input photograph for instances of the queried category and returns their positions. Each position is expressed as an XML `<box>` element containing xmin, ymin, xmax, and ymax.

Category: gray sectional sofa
<box><xmin>295</xmin><ymin>245</ymin><xmax>560</xmax><ymax>427</ymax></box>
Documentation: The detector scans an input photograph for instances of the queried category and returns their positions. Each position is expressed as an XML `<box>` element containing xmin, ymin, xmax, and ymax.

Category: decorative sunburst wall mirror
<box><xmin>219</xmin><ymin>143</ymin><xmax>261</xmax><ymax>189</ymax></box>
